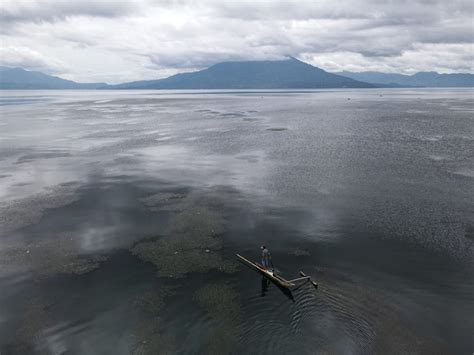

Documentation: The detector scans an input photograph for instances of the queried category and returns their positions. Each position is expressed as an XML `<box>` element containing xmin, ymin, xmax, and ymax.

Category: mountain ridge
<box><xmin>0</xmin><ymin>66</ymin><xmax>106</xmax><ymax>89</ymax></box>
<box><xmin>336</xmin><ymin>70</ymin><xmax>474</xmax><ymax>87</ymax></box>
<box><xmin>1</xmin><ymin>59</ymin><xmax>473</xmax><ymax>89</ymax></box>
<box><xmin>110</xmin><ymin>57</ymin><xmax>374</xmax><ymax>89</ymax></box>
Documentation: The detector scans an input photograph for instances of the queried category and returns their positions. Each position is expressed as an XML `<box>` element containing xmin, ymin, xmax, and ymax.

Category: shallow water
<box><xmin>0</xmin><ymin>89</ymin><xmax>473</xmax><ymax>354</ymax></box>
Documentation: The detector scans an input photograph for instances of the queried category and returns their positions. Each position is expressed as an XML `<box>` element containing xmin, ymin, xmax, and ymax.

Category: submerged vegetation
<box><xmin>130</xmin><ymin>189</ymin><xmax>242</xmax><ymax>352</ymax></box>
<box><xmin>0</xmin><ymin>232</ymin><xmax>107</xmax><ymax>277</ymax></box>
<box><xmin>194</xmin><ymin>283</ymin><xmax>241</xmax><ymax>355</ymax></box>
<box><xmin>131</xmin><ymin>287</ymin><xmax>178</xmax><ymax>355</ymax></box>
<box><xmin>134</xmin><ymin>287</ymin><xmax>177</xmax><ymax>315</ymax></box>
<box><xmin>132</xmin><ymin>190</ymin><xmax>238</xmax><ymax>278</ymax></box>
<box><xmin>131</xmin><ymin>322</ymin><xmax>175</xmax><ymax>355</ymax></box>
<box><xmin>131</xmin><ymin>238</ymin><xmax>237</xmax><ymax>278</ymax></box>
<box><xmin>4</xmin><ymin>298</ymin><xmax>50</xmax><ymax>354</ymax></box>
<box><xmin>0</xmin><ymin>183</ymin><xmax>242</xmax><ymax>352</ymax></box>
<box><xmin>289</xmin><ymin>248</ymin><xmax>311</xmax><ymax>257</ymax></box>
<box><xmin>0</xmin><ymin>185</ymin><xmax>79</xmax><ymax>235</ymax></box>
<box><xmin>138</xmin><ymin>192</ymin><xmax>186</xmax><ymax>212</ymax></box>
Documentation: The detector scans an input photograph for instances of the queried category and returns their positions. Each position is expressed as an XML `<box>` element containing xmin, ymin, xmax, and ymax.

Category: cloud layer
<box><xmin>1</xmin><ymin>0</ymin><xmax>472</xmax><ymax>83</ymax></box>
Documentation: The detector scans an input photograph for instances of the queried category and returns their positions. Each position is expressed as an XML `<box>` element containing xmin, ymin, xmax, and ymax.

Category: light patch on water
<box><xmin>117</xmin><ymin>118</ymin><xmax>142</xmax><ymax>125</ymax></box>
<box><xmin>448</xmin><ymin>106</ymin><xmax>474</xmax><ymax>112</ymax></box>
<box><xmin>132</xmin><ymin>145</ymin><xmax>269</xmax><ymax>194</ymax></box>
<box><xmin>202</xmin><ymin>127</ymin><xmax>232</xmax><ymax>133</ymax></box>
<box><xmin>77</xmin><ymin>226</ymin><xmax>124</xmax><ymax>253</ymax></box>
<box><xmin>428</xmin><ymin>155</ymin><xmax>451</xmax><ymax>161</ymax></box>
<box><xmin>452</xmin><ymin>168</ymin><xmax>474</xmax><ymax>178</ymax></box>
<box><xmin>155</xmin><ymin>136</ymin><xmax>175</xmax><ymax>141</ymax></box>
<box><xmin>83</xmin><ymin>120</ymin><xmax>111</xmax><ymax>126</ymax></box>
<box><xmin>39</xmin><ymin>322</ymin><xmax>72</xmax><ymax>355</ymax></box>
<box><xmin>406</xmin><ymin>109</ymin><xmax>429</xmax><ymax>114</ymax></box>
<box><xmin>79</xmin><ymin>137</ymin><xmax>126</xmax><ymax>151</ymax></box>
<box><xmin>452</xmin><ymin>134</ymin><xmax>474</xmax><ymax>140</ymax></box>
<box><xmin>419</xmin><ymin>135</ymin><xmax>443</xmax><ymax>142</ymax></box>
<box><xmin>0</xmin><ymin>156</ymin><xmax>87</xmax><ymax>202</ymax></box>
<box><xmin>133</xmin><ymin>145</ymin><xmax>188</xmax><ymax>161</ymax></box>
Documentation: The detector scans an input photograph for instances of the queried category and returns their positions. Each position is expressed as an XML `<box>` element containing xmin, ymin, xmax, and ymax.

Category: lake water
<box><xmin>0</xmin><ymin>89</ymin><xmax>473</xmax><ymax>354</ymax></box>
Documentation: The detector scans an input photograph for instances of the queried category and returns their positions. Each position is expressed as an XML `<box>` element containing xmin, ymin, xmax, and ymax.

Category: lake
<box><xmin>0</xmin><ymin>89</ymin><xmax>473</xmax><ymax>354</ymax></box>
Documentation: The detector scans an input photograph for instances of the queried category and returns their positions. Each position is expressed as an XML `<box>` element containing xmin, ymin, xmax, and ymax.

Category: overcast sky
<box><xmin>1</xmin><ymin>0</ymin><xmax>473</xmax><ymax>83</ymax></box>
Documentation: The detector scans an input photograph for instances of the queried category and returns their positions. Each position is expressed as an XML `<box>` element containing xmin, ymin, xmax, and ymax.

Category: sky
<box><xmin>1</xmin><ymin>0</ymin><xmax>473</xmax><ymax>84</ymax></box>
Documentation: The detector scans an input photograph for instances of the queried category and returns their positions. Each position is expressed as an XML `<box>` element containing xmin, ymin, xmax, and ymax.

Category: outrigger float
<box><xmin>236</xmin><ymin>254</ymin><xmax>318</xmax><ymax>289</ymax></box>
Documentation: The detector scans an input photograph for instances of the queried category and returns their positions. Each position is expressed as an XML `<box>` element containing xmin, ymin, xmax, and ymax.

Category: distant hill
<box><xmin>0</xmin><ymin>66</ymin><xmax>107</xmax><ymax>89</ymax></box>
<box><xmin>3</xmin><ymin>61</ymin><xmax>473</xmax><ymax>90</ymax></box>
<box><xmin>111</xmin><ymin>57</ymin><xmax>374</xmax><ymax>89</ymax></box>
<box><xmin>336</xmin><ymin>71</ymin><xmax>474</xmax><ymax>87</ymax></box>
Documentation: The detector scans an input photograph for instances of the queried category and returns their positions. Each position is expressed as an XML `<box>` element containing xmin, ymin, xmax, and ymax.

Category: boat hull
<box><xmin>236</xmin><ymin>254</ymin><xmax>295</xmax><ymax>288</ymax></box>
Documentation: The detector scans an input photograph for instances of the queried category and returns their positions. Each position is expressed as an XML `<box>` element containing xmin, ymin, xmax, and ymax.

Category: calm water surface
<box><xmin>0</xmin><ymin>89</ymin><xmax>473</xmax><ymax>354</ymax></box>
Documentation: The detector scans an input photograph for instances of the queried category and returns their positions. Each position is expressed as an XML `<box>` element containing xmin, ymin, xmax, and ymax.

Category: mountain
<box><xmin>0</xmin><ymin>66</ymin><xmax>107</xmax><ymax>89</ymax></box>
<box><xmin>336</xmin><ymin>71</ymin><xmax>474</xmax><ymax>87</ymax></box>
<box><xmin>111</xmin><ymin>57</ymin><xmax>374</xmax><ymax>89</ymax></box>
<box><xmin>3</xmin><ymin>61</ymin><xmax>473</xmax><ymax>90</ymax></box>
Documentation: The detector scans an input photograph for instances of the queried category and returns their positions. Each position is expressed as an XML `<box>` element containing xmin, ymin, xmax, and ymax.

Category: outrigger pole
<box><xmin>287</xmin><ymin>275</ymin><xmax>312</xmax><ymax>283</ymax></box>
<box><xmin>299</xmin><ymin>271</ymin><xmax>318</xmax><ymax>288</ymax></box>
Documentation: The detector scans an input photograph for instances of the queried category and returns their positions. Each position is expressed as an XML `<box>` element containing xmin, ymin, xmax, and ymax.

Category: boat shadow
<box><xmin>261</xmin><ymin>277</ymin><xmax>295</xmax><ymax>302</ymax></box>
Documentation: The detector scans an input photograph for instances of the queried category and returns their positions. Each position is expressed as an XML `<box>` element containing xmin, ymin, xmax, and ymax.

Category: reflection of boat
<box><xmin>236</xmin><ymin>254</ymin><xmax>318</xmax><ymax>289</ymax></box>
<box><xmin>261</xmin><ymin>277</ymin><xmax>270</xmax><ymax>297</ymax></box>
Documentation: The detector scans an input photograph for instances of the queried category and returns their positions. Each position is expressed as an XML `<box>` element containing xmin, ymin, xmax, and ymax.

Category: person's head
<box><xmin>261</xmin><ymin>245</ymin><xmax>266</xmax><ymax>250</ymax></box>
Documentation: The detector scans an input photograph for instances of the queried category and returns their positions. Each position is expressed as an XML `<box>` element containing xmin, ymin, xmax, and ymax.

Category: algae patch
<box><xmin>132</xmin><ymin>191</ymin><xmax>238</xmax><ymax>278</ymax></box>
<box><xmin>131</xmin><ymin>320</ymin><xmax>175</xmax><ymax>355</ymax></box>
<box><xmin>131</xmin><ymin>287</ymin><xmax>178</xmax><ymax>355</ymax></box>
<box><xmin>139</xmin><ymin>192</ymin><xmax>186</xmax><ymax>212</ymax></box>
<box><xmin>194</xmin><ymin>283</ymin><xmax>240</xmax><ymax>322</ymax></box>
<box><xmin>134</xmin><ymin>286</ymin><xmax>178</xmax><ymax>315</ymax></box>
<box><xmin>131</xmin><ymin>235</ymin><xmax>236</xmax><ymax>278</ymax></box>
<box><xmin>194</xmin><ymin>283</ymin><xmax>241</xmax><ymax>355</ymax></box>
<box><xmin>288</xmin><ymin>247</ymin><xmax>311</xmax><ymax>257</ymax></box>
<box><xmin>0</xmin><ymin>185</ymin><xmax>79</xmax><ymax>235</ymax></box>
<box><xmin>138</xmin><ymin>186</ymin><xmax>237</xmax><ymax>213</ymax></box>
<box><xmin>4</xmin><ymin>298</ymin><xmax>51</xmax><ymax>354</ymax></box>
<box><xmin>0</xmin><ymin>233</ymin><xmax>107</xmax><ymax>277</ymax></box>
<box><xmin>168</xmin><ymin>207</ymin><xmax>225</xmax><ymax>241</ymax></box>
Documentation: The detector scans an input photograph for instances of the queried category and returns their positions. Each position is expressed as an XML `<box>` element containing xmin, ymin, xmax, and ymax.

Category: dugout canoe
<box><xmin>236</xmin><ymin>254</ymin><xmax>295</xmax><ymax>288</ymax></box>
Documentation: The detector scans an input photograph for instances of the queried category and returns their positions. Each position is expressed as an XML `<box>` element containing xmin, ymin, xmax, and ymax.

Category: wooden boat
<box><xmin>236</xmin><ymin>254</ymin><xmax>317</xmax><ymax>289</ymax></box>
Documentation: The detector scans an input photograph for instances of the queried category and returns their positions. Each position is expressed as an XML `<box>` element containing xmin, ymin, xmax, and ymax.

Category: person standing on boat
<box><xmin>261</xmin><ymin>245</ymin><xmax>272</xmax><ymax>270</ymax></box>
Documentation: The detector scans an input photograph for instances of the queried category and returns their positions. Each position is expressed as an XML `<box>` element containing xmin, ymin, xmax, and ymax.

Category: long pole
<box><xmin>287</xmin><ymin>276</ymin><xmax>311</xmax><ymax>283</ymax></box>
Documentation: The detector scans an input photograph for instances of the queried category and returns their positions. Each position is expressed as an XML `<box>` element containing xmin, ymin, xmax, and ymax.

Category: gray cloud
<box><xmin>0</xmin><ymin>0</ymin><xmax>138</xmax><ymax>24</ymax></box>
<box><xmin>0</xmin><ymin>46</ymin><xmax>66</xmax><ymax>73</ymax></box>
<box><xmin>0</xmin><ymin>0</ymin><xmax>472</xmax><ymax>83</ymax></box>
